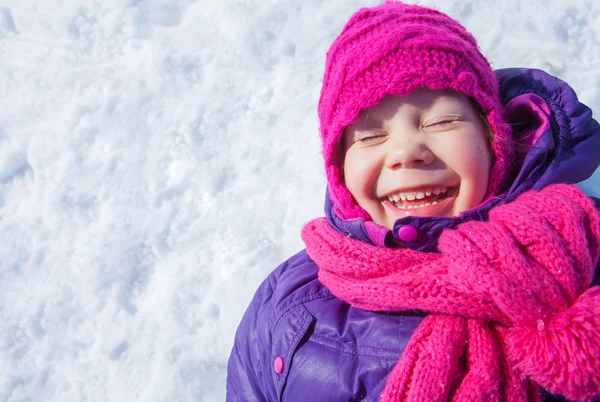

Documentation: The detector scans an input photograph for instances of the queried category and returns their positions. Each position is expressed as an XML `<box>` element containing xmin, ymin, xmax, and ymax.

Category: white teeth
<box><xmin>395</xmin><ymin>201</ymin><xmax>433</xmax><ymax>210</ymax></box>
<box><xmin>385</xmin><ymin>186</ymin><xmax>449</xmax><ymax>206</ymax></box>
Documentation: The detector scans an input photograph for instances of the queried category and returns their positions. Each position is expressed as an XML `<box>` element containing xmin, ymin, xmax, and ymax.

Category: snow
<box><xmin>0</xmin><ymin>0</ymin><xmax>598</xmax><ymax>401</ymax></box>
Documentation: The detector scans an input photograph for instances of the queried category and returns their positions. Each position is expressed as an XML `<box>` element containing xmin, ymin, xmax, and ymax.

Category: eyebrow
<box><xmin>357</xmin><ymin>112</ymin><xmax>384</xmax><ymax>128</ymax></box>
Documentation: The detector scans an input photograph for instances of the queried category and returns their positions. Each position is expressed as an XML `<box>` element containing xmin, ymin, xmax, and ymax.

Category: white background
<box><xmin>0</xmin><ymin>0</ymin><xmax>599</xmax><ymax>400</ymax></box>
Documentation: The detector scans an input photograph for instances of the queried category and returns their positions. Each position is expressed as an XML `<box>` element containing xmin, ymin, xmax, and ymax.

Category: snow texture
<box><xmin>0</xmin><ymin>0</ymin><xmax>598</xmax><ymax>401</ymax></box>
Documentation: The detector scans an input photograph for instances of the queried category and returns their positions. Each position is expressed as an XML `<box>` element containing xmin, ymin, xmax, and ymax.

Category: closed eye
<box><xmin>354</xmin><ymin>129</ymin><xmax>387</xmax><ymax>144</ymax></box>
<box><xmin>358</xmin><ymin>134</ymin><xmax>385</xmax><ymax>142</ymax></box>
<box><xmin>429</xmin><ymin>118</ymin><xmax>457</xmax><ymax>127</ymax></box>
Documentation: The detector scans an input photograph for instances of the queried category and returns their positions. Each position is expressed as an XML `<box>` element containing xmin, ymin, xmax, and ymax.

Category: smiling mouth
<box><xmin>384</xmin><ymin>186</ymin><xmax>453</xmax><ymax>210</ymax></box>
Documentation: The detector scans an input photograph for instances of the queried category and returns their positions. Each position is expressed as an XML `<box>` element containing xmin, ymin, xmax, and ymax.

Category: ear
<box><xmin>504</xmin><ymin>94</ymin><xmax>552</xmax><ymax>158</ymax></box>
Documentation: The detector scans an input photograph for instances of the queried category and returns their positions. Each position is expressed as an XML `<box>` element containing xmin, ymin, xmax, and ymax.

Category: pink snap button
<box><xmin>274</xmin><ymin>356</ymin><xmax>284</xmax><ymax>374</ymax></box>
<box><xmin>397</xmin><ymin>225</ymin><xmax>418</xmax><ymax>242</ymax></box>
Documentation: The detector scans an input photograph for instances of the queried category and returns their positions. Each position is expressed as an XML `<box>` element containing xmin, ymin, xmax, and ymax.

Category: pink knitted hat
<box><xmin>319</xmin><ymin>1</ymin><xmax>513</xmax><ymax>221</ymax></box>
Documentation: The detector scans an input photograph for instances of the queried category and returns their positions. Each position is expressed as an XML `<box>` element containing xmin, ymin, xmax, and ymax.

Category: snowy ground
<box><xmin>0</xmin><ymin>0</ymin><xmax>598</xmax><ymax>401</ymax></box>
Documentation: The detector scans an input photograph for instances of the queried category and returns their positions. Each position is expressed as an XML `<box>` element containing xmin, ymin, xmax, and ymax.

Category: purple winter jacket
<box><xmin>226</xmin><ymin>68</ymin><xmax>600</xmax><ymax>401</ymax></box>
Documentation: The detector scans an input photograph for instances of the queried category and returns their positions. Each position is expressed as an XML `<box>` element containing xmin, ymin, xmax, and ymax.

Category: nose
<box><xmin>384</xmin><ymin>135</ymin><xmax>435</xmax><ymax>169</ymax></box>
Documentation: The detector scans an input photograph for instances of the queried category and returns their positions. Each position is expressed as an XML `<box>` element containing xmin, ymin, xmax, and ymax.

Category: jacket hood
<box><xmin>325</xmin><ymin>68</ymin><xmax>600</xmax><ymax>251</ymax></box>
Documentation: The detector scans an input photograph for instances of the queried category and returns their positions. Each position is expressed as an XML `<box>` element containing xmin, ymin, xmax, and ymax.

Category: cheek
<box><xmin>435</xmin><ymin>134</ymin><xmax>491</xmax><ymax>185</ymax></box>
<box><xmin>455</xmin><ymin>139</ymin><xmax>491</xmax><ymax>200</ymax></box>
<box><xmin>471</xmin><ymin>140</ymin><xmax>492</xmax><ymax>176</ymax></box>
<box><xmin>464</xmin><ymin>144</ymin><xmax>491</xmax><ymax>176</ymax></box>
<box><xmin>343</xmin><ymin>150</ymin><xmax>378</xmax><ymax>199</ymax></box>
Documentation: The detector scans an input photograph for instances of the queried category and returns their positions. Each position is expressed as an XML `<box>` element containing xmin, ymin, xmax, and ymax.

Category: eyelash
<box><xmin>354</xmin><ymin>118</ymin><xmax>457</xmax><ymax>144</ymax></box>
<box><xmin>428</xmin><ymin>118</ymin><xmax>457</xmax><ymax>127</ymax></box>
<box><xmin>355</xmin><ymin>129</ymin><xmax>388</xmax><ymax>143</ymax></box>
<box><xmin>357</xmin><ymin>134</ymin><xmax>385</xmax><ymax>143</ymax></box>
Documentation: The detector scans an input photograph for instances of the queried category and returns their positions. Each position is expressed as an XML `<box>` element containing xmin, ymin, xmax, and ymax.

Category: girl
<box><xmin>227</xmin><ymin>2</ymin><xmax>600</xmax><ymax>401</ymax></box>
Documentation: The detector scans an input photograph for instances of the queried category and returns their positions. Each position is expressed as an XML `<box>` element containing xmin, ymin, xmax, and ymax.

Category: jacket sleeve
<box><xmin>226</xmin><ymin>270</ymin><xmax>277</xmax><ymax>401</ymax></box>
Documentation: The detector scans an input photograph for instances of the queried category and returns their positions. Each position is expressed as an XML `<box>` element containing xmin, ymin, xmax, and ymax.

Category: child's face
<box><xmin>342</xmin><ymin>88</ymin><xmax>491</xmax><ymax>229</ymax></box>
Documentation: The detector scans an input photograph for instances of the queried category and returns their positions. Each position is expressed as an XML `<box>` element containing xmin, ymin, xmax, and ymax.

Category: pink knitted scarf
<box><xmin>302</xmin><ymin>184</ymin><xmax>600</xmax><ymax>401</ymax></box>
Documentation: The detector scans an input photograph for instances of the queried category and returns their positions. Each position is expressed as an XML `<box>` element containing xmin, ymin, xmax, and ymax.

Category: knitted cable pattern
<box><xmin>301</xmin><ymin>184</ymin><xmax>600</xmax><ymax>401</ymax></box>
